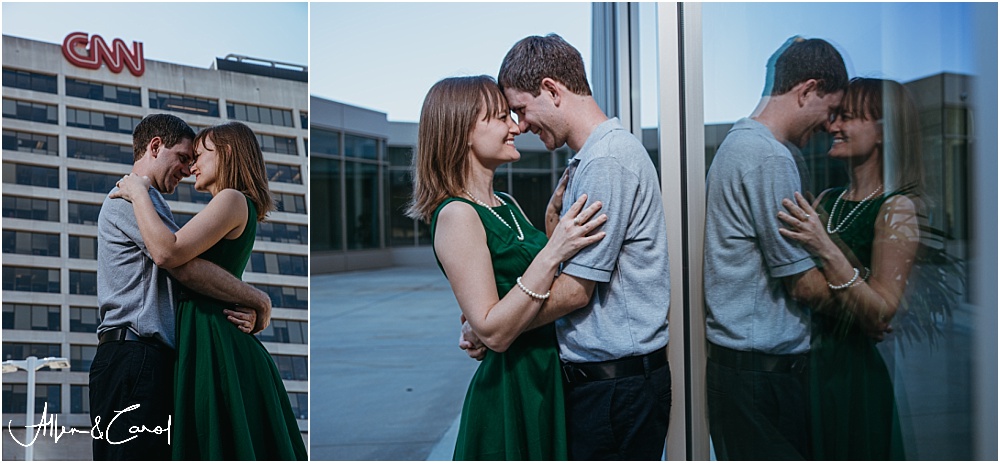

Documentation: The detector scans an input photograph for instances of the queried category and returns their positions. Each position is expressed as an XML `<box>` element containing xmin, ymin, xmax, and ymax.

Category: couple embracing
<box><xmin>90</xmin><ymin>114</ymin><xmax>307</xmax><ymax>460</ymax></box>
<box><xmin>408</xmin><ymin>34</ymin><xmax>672</xmax><ymax>460</ymax></box>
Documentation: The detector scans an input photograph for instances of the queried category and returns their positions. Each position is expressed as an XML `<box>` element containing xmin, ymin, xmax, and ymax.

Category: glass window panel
<box><xmin>70</xmin><ymin>307</ymin><xmax>100</xmax><ymax>333</ymax></box>
<box><xmin>701</xmin><ymin>3</ymin><xmax>978</xmax><ymax>460</ymax></box>
<box><xmin>344</xmin><ymin>134</ymin><xmax>378</xmax><ymax>160</ymax></box>
<box><xmin>345</xmin><ymin>161</ymin><xmax>379</xmax><ymax>249</ymax></box>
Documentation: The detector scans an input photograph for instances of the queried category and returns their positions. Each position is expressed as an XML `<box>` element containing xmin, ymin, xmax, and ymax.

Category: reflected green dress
<box><xmin>173</xmin><ymin>195</ymin><xmax>307</xmax><ymax>460</ymax></box>
<box><xmin>431</xmin><ymin>194</ymin><xmax>568</xmax><ymax>461</ymax></box>
<box><xmin>811</xmin><ymin>188</ymin><xmax>905</xmax><ymax>460</ymax></box>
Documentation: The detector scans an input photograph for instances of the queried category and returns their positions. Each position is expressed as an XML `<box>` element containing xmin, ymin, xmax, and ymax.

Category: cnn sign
<box><xmin>62</xmin><ymin>32</ymin><xmax>145</xmax><ymax>77</ymax></box>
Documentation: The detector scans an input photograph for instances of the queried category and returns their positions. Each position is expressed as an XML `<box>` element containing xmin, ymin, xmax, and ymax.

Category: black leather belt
<box><xmin>98</xmin><ymin>326</ymin><xmax>165</xmax><ymax>349</ymax></box>
<box><xmin>562</xmin><ymin>346</ymin><xmax>668</xmax><ymax>384</ymax></box>
<box><xmin>707</xmin><ymin>342</ymin><xmax>808</xmax><ymax>373</ymax></box>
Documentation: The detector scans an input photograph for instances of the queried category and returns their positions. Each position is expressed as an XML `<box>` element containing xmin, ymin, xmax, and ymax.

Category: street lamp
<box><xmin>2</xmin><ymin>356</ymin><xmax>71</xmax><ymax>461</ymax></box>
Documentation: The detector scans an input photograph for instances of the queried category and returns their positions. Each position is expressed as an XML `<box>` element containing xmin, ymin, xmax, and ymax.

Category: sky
<box><xmin>1</xmin><ymin>2</ymin><xmax>979</xmax><ymax>126</ymax></box>
<box><xmin>310</xmin><ymin>2</ymin><xmax>592</xmax><ymax>123</ymax></box>
<box><xmin>1</xmin><ymin>2</ymin><xmax>308</xmax><ymax>69</ymax></box>
<box><xmin>310</xmin><ymin>2</ymin><xmax>977</xmax><ymax>125</ymax></box>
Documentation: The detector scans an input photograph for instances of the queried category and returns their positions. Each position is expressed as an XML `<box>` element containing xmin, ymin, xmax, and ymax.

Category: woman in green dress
<box><xmin>113</xmin><ymin>122</ymin><xmax>308</xmax><ymax>460</ymax></box>
<box><xmin>407</xmin><ymin>75</ymin><xmax>607</xmax><ymax>460</ymax></box>
<box><xmin>778</xmin><ymin>78</ymin><xmax>923</xmax><ymax>460</ymax></box>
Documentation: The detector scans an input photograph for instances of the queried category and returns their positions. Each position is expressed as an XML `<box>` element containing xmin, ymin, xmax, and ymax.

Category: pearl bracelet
<box><xmin>827</xmin><ymin>267</ymin><xmax>860</xmax><ymax>291</ymax></box>
<box><xmin>516</xmin><ymin>276</ymin><xmax>551</xmax><ymax>300</ymax></box>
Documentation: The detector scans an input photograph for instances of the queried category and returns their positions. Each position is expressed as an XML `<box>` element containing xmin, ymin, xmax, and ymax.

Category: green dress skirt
<box><xmin>172</xmin><ymin>195</ymin><xmax>308</xmax><ymax>460</ymax></box>
<box><xmin>431</xmin><ymin>195</ymin><xmax>568</xmax><ymax>461</ymax></box>
<box><xmin>811</xmin><ymin>188</ymin><xmax>906</xmax><ymax>460</ymax></box>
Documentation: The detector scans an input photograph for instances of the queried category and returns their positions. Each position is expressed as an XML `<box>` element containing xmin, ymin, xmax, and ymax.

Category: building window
<box><xmin>253</xmin><ymin>284</ymin><xmax>307</xmax><ymax>310</ymax></box>
<box><xmin>163</xmin><ymin>183</ymin><xmax>213</xmax><ymax>204</ymax></box>
<box><xmin>2</xmin><ymin>266</ymin><xmax>60</xmax><ymax>293</ymax></box>
<box><xmin>69</xmin><ymin>270</ymin><xmax>97</xmax><ymax>295</ymax></box>
<box><xmin>2</xmin><ymin>68</ymin><xmax>57</xmax><ymax>94</ymax></box>
<box><xmin>226</xmin><ymin>102</ymin><xmax>293</xmax><ymax>127</ymax></box>
<box><xmin>247</xmin><ymin>252</ymin><xmax>308</xmax><ymax>276</ymax></box>
<box><xmin>256</xmin><ymin>221</ymin><xmax>308</xmax><ymax>245</ymax></box>
<box><xmin>68</xmin><ymin>170</ymin><xmax>119</xmax><ymax>194</ymax></box>
<box><xmin>67</xmin><ymin>138</ymin><xmax>134</xmax><ymax>165</ymax></box>
<box><xmin>256</xmin><ymin>319</ymin><xmax>307</xmax><ymax>344</ymax></box>
<box><xmin>2</xmin><ymin>304</ymin><xmax>60</xmax><ymax>331</ymax></box>
<box><xmin>345</xmin><ymin>161</ymin><xmax>379</xmax><ymax>249</ymax></box>
<box><xmin>271</xmin><ymin>354</ymin><xmax>307</xmax><ymax>381</ymax></box>
<box><xmin>274</xmin><ymin>192</ymin><xmax>307</xmax><ymax>214</ymax></box>
<box><xmin>70</xmin><ymin>307</ymin><xmax>100</xmax><ymax>333</ymax></box>
<box><xmin>65</xmin><ymin>78</ymin><xmax>141</xmax><ymax>106</ymax></box>
<box><xmin>2</xmin><ymin>342</ymin><xmax>61</xmax><ymax>362</ymax></box>
<box><xmin>2</xmin><ymin>98</ymin><xmax>57</xmax><ymax>124</ymax></box>
<box><xmin>71</xmin><ymin>385</ymin><xmax>90</xmax><ymax>414</ymax></box>
<box><xmin>67</xmin><ymin>201</ymin><xmax>101</xmax><ymax>225</ymax></box>
<box><xmin>2</xmin><ymin>162</ymin><xmax>59</xmax><ymax>188</ymax></box>
<box><xmin>2</xmin><ymin>230</ymin><xmax>59</xmax><ymax>256</ymax></box>
<box><xmin>2</xmin><ymin>384</ymin><xmax>61</xmax><ymax>414</ymax></box>
<box><xmin>312</xmin><ymin>128</ymin><xmax>340</xmax><ymax>156</ymax></box>
<box><xmin>3</xmin><ymin>196</ymin><xmax>59</xmax><ymax>222</ymax></box>
<box><xmin>256</xmin><ymin>133</ymin><xmax>298</xmax><ymax>156</ymax></box>
<box><xmin>344</xmin><ymin>134</ymin><xmax>378</xmax><ymax>161</ymax></box>
<box><xmin>299</xmin><ymin>112</ymin><xmax>308</xmax><ymax>130</ymax></box>
<box><xmin>266</xmin><ymin>162</ymin><xmax>302</xmax><ymax>184</ymax></box>
<box><xmin>70</xmin><ymin>345</ymin><xmax>97</xmax><ymax>372</ymax></box>
<box><xmin>66</xmin><ymin>107</ymin><xmax>141</xmax><ymax>134</ymax></box>
<box><xmin>2</xmin><ymin>129</ymin><xmax>58</xmax><ymax>156</ymax></box>
<box><xmin>312</xmin><ymin>157</ymin><xmax>342</xmax><ymax>251</ymax></box>
<box><xmin>388</xmin><ymin>151</ymin><xmax>430</xmax><ymax>247</ymax></box>
<box><xmin>149</xmin><ymin>90</ymin><xmax>219</xmax><ymax>117</ymax></box>
<box><xmin>288</xmin><ymin>392</ymin><xmax>308</xmax><ymax>420</ymax></box>
<box><xmin>69</xmin><ymin>235</ymin><xmax>97</xmax><ymax>260</ymax></box>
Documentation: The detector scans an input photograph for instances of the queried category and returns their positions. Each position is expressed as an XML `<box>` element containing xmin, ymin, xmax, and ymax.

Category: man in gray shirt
<box><xmin>465</xmin><ymin>34</ymin><xmax>671</xmax><ymax>460</ymax></box>
<box><xmin>703</xmin><ymin>37</ymin><xmax>847</xmax><ymax>460</ymax></box>
<box><xmin>91</xmin><ymin>114</ymin><xmax>271</xmax><ymax>460</ymax></box>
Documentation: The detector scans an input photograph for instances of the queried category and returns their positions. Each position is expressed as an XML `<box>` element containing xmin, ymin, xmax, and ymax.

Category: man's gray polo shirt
<box><xmin>703</xmin><ymin>117</ymin><xmax>815</xmax><ymax>355</ymax></box>
<box><xmin>97</xmin><ymin>186</ymin><xmax>178</xmax><ymax>349</ymax></box>
<box><xmin>556</xmin><ymin>117</ymin><xmax>670</xmax><ymax>363</ymax></box>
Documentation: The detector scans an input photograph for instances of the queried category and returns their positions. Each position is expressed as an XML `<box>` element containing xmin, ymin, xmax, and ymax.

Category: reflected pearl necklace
<box><xmin>826</xmin><ymin>184</ymin><xmax>883</xmax><ymax>234</ymax></box>
<box><xmin>463</xmin><ymin>189</ymin><xmax>524</xmax><ymax>241</ymax></box>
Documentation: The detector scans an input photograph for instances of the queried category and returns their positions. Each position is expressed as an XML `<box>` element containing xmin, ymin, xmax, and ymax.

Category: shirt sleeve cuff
<box><xmin>770</xmin><ymin>257</ymin><xmax>816</xmax><ymax>278</ymax></box>
<box><xmin>562</xmin><ymin>262</ymin><xmax>613</xmax><ymax>283</ymax></box>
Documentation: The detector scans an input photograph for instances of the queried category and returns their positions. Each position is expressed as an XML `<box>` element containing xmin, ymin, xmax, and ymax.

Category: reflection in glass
<box><xmin>702</xmin><ymin>3</ymin><xmax>975</xmax><ymax>459</ymax></box>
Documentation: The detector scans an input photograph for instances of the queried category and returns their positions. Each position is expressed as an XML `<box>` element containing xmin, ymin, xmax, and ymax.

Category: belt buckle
<box><xmin>561</xmin><ymin>364</ymin><xmax>589</xmax><ymax>384</ymax></box>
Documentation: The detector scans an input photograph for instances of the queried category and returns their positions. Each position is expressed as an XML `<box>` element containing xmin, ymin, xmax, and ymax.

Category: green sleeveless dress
<box><xmin>431</xmin><ymin>193</ymin><xmax>568</xmax><ymax>461</ymax></box>
<box><xmin>173</xmin><ymin>195</ymin><xmax>307</xmax><ymax>460</ymax></box>
<box><xmin>811</xmin><ymin>188</ymin><xmax>905</xmax><ymax>460</ymax></box>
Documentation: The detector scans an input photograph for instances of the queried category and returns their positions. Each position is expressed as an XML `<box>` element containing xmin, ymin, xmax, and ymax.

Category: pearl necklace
<box><xmin>826</xmin><ymin>185</ymin><xmax>883</xmax><ymax>234</ymax></box>
<box><xmin>464</xmin><ymin>189</ymin><xmax>524</xmax><ymax>241</ymax></box>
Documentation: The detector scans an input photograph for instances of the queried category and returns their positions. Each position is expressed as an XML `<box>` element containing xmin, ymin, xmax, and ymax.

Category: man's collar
<box><xmin>571</xmin><ymin>117</ymin><xmax>622</xmax><ymax>163</ymax></box>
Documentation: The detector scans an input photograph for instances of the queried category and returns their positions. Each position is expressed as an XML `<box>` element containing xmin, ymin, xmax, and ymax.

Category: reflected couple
<box><xmin>706</xmin><ymin>36</ymin><xmax>925</xmax><ymax>461</ymax></box>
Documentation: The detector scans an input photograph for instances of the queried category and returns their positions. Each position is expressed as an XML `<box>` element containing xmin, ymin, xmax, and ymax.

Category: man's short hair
<box><xmin>764</xmin><ymin>36</ymin><xmax>848</xmax><ymax>97</ymax></box>
<box><xmin>132</xmin><ymin>114</ymin><xmax>195</xmax><ymax>162</ymax></box>
<box><xmin>498</xmin><ymin>33</ymin><xmax>592</xmax><ymax>97</ymax></box>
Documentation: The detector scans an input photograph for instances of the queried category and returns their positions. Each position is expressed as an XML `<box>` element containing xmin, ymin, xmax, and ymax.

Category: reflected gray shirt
<box><xmin>556</xmin><ymin>118</ymin><xmax>670</xmax><ymax>363</ymax></box>
<box><xmin>97</xmin><ymin>186</ymin><xmax>178</xmax><ymax>349</ymax></box>
<box><xmin>703</xmin><ymin>118</ymin><xmax>815</xmax><ymax>355</ymax></box>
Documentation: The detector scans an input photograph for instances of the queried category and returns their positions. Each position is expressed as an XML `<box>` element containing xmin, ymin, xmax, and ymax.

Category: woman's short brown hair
<box><xmin>193</xmin><ymin>122</ymin><xmax>275</xmax><ymax>222</ymax></box>
<box><xmin>406</xmin><ymin>75</ymin><xmax>507</xmax><ymax>223</ymax></box>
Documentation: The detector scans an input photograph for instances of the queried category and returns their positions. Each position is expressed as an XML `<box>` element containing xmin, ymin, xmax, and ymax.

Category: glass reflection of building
<box><xmin>2</xmin><ymin>34</ymin><xmax>309</xmax><ymax>459</ymax></box>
